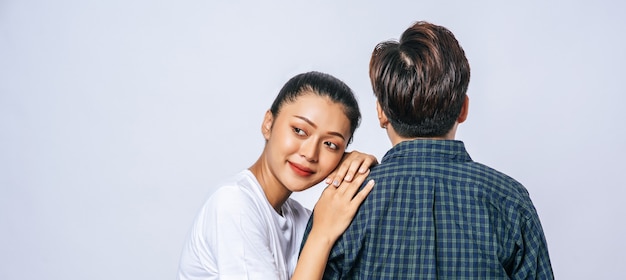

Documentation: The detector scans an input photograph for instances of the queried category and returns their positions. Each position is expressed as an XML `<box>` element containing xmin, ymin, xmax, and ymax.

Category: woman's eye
<box><xmin>293</xmin><ymin>127</ymin><xmax>306</xmax><ymax>136</ymax></box>
<box><xmin>324</xmin><ymin>141</ymin><xmax>338</xmax><ymax>150</ymax></box>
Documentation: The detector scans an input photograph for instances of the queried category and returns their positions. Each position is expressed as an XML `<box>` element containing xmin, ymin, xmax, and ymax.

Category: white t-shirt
<box><xmin>177</xmin><ymin>170</ymin><xmax>312</xmax><ymax>280</ymax></box>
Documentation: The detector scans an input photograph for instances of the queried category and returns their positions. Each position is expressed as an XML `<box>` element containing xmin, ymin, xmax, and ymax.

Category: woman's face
<box><xmin>262</xmin><ymin>92</ymin><xmax>352</xmax><ymax>192</ymax></box>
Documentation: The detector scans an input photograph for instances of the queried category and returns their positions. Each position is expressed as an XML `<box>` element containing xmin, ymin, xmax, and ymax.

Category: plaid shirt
<box><xmin>302</xmin><ymin>139</ymin><xmax>554</xmax><ymax>279</ymax></box>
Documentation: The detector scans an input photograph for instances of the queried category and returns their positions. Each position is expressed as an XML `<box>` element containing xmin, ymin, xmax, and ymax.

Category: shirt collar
<box><xmin>381</xmin><ymin>139</ymin><xmax>472</xmax><ymax>163</ymax></box>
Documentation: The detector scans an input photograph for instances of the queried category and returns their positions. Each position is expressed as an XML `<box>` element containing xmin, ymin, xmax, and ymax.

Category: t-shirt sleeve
<box><xmin>178</xmin><ymin>186</ymin><xmax>281</xmax><ymax>280</ymax></box>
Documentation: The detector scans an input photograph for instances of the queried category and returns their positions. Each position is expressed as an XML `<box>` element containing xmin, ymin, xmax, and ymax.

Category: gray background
<box><xmin>1</xmin><ymin>1</ymin><xmax>624</xmax><ymax>279</ymax></box>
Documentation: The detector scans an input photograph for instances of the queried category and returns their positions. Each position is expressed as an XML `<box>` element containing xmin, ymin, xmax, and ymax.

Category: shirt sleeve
<box><xmin>178</xmin><ymin>186</ymin><xmax>281</xmax><ymax>280</ymax></box>
<box><xmin>510</xmin><ymin>214</ymin><xmax>555</xmax><ymax>280</ymax></box>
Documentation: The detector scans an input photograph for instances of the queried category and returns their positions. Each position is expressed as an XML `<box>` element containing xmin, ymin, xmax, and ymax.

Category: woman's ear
<box><xmin>262</xmin><ymin>110</ymin><xmax>274</xmax><ymax>140</ymax></box>
<box><xmin>457</xmin><ymin>96</ymin><xmax>469</xmax><ymax>124</ymax></box>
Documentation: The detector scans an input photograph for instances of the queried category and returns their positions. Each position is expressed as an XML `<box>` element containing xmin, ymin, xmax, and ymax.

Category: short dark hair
<box><xmin>369</xmin><ymin>21</ymin><xmax>470</xmax><ymax>138</ymax></box>
<box><xmin>270</xmin><ymin>71</ymin><xmax>361</xmax><ymax>144</ymax></box>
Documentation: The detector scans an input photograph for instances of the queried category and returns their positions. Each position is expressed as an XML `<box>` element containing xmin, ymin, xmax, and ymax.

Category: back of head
<box><xmin>270</xmin><ymin>71</ymin><xmax>361</xmax><ymax>144</ymax></box>
<box><xmin>369</xmin><ymin>21</ymin><xmax>470</xmax><ymax>138</ymax></box>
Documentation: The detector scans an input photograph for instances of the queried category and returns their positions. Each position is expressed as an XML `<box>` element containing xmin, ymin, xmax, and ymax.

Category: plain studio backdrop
<box><xmin>1</xmin><ymin>1</ymin><xmax>624</xmax><ymax>279</ymax></box>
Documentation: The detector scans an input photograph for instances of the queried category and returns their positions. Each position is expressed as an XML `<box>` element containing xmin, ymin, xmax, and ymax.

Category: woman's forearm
<box><xmin>291</xmin><ymin>229</ymin><xmax>334</xmax><ymax>280</ymax></box>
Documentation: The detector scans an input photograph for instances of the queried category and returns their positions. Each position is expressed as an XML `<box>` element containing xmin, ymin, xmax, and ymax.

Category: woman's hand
<box><xmin>311</xmin><ymin>170</ymin><xmax>375</xmax><ymax>245</ymax></box>
<box><xmin>292</xmin><ymin>170</ymin><xmax>374</xmax><ymax>280</ymax></box>
<box><xmin>325</xmin><ymin>150</ymin><xmax>378</xmax><ymax>187</ymax></box>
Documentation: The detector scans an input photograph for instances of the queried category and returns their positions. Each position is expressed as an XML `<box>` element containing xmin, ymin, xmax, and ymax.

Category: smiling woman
<box><xmin>256</xmin><ymin>93</ymin><xmax>351</xmax><ymax>193</ymax></box>
<box><xmin>176</xmin><ymin>71</ymin><xmax>376</xmax><ymax>280</ymax></box>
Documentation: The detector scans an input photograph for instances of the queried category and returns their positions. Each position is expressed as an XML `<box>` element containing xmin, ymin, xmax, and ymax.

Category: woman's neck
<box><xmin>249</xmin><ymin>157</ymin><xmax>292</xmax><ymax>215</ymax></box>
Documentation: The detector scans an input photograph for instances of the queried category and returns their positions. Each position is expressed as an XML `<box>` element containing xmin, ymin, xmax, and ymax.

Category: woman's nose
<box><xmin>299</xmin><ymin>140</ymin><xmax>319</xmax><ymax>162</ymax></box>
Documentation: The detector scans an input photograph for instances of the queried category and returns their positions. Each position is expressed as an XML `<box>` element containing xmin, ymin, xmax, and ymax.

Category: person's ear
<box><xmin>457</xmin><ymin>95</ymin><xmax>469</xmax><ymax>123</ymax></box>
<box><xmin>376</xmin><ymin>101</ymin><xmax>389</xmax><ymax>129</ymax></box>
<box><xmin>262</xmin><ymin>110</ymin><xmax>273</xmax><ymax>140</ymax></box>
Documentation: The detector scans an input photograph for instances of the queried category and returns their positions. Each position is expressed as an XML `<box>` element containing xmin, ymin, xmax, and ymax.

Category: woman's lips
<box><xmin>288</xmin><ymin>162</ymin><xmax>314</xmax><ymax>177</ymax></box>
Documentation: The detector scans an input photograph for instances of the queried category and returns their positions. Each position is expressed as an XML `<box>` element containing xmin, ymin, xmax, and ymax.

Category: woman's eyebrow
<box><xmin>294</xmin><ymin>115</ymin><xmax>346</xmax><ymax>140</ymax></box>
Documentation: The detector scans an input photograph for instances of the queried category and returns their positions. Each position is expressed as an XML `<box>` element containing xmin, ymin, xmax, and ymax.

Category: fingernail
<box><xmin>359</xmin><ymin>168</ymin><xmax>367</xmax><ymax>173</ymax></box>
<box><xmin>325</xmin><ymin>178</ymin><xmax>332</xmax><ymax>184</ymax></box>
<box><xmin>344</xmin><ymin>175</ymin><xmax>352</xmax><ymax>181</ymax></box>
<box><xmin>333</xmin><ymin>180</ymin><xmax>340</xmax><ymax>186</ymax></box>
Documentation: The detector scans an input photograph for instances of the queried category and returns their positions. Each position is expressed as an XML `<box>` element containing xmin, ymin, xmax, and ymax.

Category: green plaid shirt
<box><xmin>302</xmin><ymin>139</ymin><xmax>553</xmax><ymax>279</ymax></box>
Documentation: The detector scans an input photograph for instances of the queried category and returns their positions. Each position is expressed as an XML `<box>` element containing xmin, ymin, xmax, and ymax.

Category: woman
<box><xmin>177</xmin><ymin>71</ymin><xmax>376</xmax><ymax>280</ymax></box>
